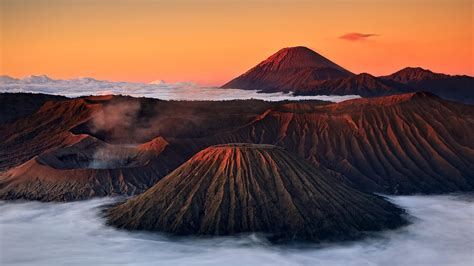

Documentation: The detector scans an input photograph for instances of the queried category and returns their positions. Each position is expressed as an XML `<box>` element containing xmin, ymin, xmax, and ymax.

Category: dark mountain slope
<box><xmin>382</xmin><ymin>67</ymin><xmax>449</xmax><ymax>83</ymax></box>
<box><xmin>294</xmin><ymin>73</ymin><xmax>407</xmax><ymax>97</ymax></box>
<box><xmin>0</xmin><ymin>97</ymin><xmax>99</xmax><ymax>171</ymax></box>
<box><xmin>0</xmin><ymin>93</ymin><xmax>67</xmax><ymax>124</ymax></box>
<box><xmin>207</xmin><ymin>92</ymin><xmax>474</xmax><ymax>194</ymax></box>
<box><xmin>381</xmin><ymin>67</ymin><xmax>474</xmax><ymax>104</ymax></box>
<box><xmin>0</xmin><ymin>95</ymin><xmax>296</xmax><ymax>171</ymax></box>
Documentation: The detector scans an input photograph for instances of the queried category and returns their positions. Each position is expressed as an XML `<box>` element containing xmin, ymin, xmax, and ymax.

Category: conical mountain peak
<box><xmin>107</xmin><ymin>143</ymin><xmax>406</xmax><ymax>242</ymax></box>
<box><xmin>222</xmin><ymin>46</ymin><xmax>353</xmax><ymax>92</ymax></box>
<box><xmin>260</xmin><ymin>46</ymin><xmax>351</xmax><ymax>73</ymax></box>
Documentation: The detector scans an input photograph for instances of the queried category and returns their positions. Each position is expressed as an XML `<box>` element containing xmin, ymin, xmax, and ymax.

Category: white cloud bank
<box><xmin>0</xmin><ymin>75</ymin><xmax>360</xmax><ymax>102</ymax></box>
<box><xmin>0</xmin><ymin>195</ymin><xmax>473</xmax><ymax>265</ymax></box>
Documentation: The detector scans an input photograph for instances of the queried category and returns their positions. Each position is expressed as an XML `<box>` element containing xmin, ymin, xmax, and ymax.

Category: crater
<box><xmin>36</xmin><ymin>137</ymin><xmax>153</xmax><ymax>170</ymax></box>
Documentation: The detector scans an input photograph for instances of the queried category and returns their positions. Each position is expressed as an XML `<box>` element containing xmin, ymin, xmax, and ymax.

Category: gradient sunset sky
<box><xmin>1</xmin><ymin>0</ymin><xmax>473</xmax><ymax>85</ymax></box>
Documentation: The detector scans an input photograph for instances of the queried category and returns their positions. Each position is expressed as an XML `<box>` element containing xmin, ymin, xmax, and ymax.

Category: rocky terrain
<box><xmin>0</xmin><ymin>95</ymin><xmax>291</xmax><ymax>171</ymax></box>
<box><xmin>0</xmin><ymin>92</ymin><xmax>473</xmax><ymax>201</ymax></box>
<box><xmin>0</xmin><ymin>95</ymin><xmax>310</xmax><ymax>200</ymax></box>
<box><xmin>0</xmin><ymin>136</ymin><xmax>180</xmax><ymax>201</ymax></box>
<box><xmin>206</xmin><ymin>92</ymin><xmax>474</xmax><ymax>194</ymax></box>
<box><xmin>107</xmin><ymin>144</ymin><xmax>406</xmax><ymax>242</ymax></box>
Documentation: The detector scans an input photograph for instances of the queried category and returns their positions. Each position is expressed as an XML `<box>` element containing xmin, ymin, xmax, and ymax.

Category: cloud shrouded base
<box><xmin>1</xmin><ymin>195</ymin><xmax>473</xmax><ymax>265</ymax></box>
<box><xmin>0</xmin><ymin>75</ymin><xmax>359</xmax><ymax>102</ymax></box>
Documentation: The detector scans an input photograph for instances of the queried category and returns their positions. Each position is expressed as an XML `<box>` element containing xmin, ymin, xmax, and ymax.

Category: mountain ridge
<box><xmin>222</xmin><ymin>46</ymin><xmax>474</xmax><ymax>103</ymax></box>
<box><xmin>0</xmin><ymin>92</ymin><xmax>472</xmax><ymax>201</ymax></box>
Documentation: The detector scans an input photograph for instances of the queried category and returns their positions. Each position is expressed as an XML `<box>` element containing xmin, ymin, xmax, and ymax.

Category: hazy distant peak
<box><xmin>74</xmin><ymin>77</ymin><xmax>101</xmax><ymax>83</ymax></box>
<box><xmin>149</xmin><ymin>79</ymin><xmax>166</xmax><ymax>85</ymax></box>
<box><xmin>23</xmin><ymin>75</ymin><xmax>54</xmax><ymax>83</ymax></box>
<box><xmin>0</xmin><ymin>75</ymin><xmax>18</xmax><ymax>83</ymax></box>
<box><xmin>383</xmin><ymin>67</ymin><xmax>449</xmax><ymax>83</ymax></box>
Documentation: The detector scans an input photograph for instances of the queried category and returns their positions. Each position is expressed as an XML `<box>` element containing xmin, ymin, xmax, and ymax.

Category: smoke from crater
<box><xmin>90</xmin><ymin>100</ymin><xmax>141</xmax><ymax>142</ymax></box>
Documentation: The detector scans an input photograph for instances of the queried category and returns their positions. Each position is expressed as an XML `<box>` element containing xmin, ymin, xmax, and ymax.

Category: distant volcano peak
<box><xmin>260</xmin><ymin>46</ymin><xmax>352</xmax><ymax>73</ymax></box>
<box><xmin>222</xmin><ymin>46</ymin><xmax>353</xmax><ymax>92</ymax></box>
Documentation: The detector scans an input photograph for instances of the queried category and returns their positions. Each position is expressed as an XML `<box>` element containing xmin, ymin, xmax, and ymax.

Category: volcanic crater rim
<box><xmin>36</xmin><ymin>143</ymin><xmax>153</xmax><ymax>170</ymax></box>
<box><xmin>211</xmin><ymin>143</ymin><xmax>283</xmax><ymax>149</ymax></box>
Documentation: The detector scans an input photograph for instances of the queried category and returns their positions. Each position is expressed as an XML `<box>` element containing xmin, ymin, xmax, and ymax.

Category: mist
<box><xmin>1</xmin><ymin>195</ymin><xmax>473</xmax><ymax>266</ymax></box>
<box><xmin>0</xmin><ymin>75</ymin><xmax>360</xmax><ymax>102</ymax></box>
<box><xmin>86</xmin><ymin>145</ymin><xmax>140</xmax><ymax>169</ymax></box>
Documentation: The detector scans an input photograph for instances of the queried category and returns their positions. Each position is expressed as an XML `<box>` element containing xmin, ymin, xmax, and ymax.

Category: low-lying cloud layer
<box><xmin>0</xmin><ymin>75</ymin><xmax>360</xmax><ymax>102</ymax></box>
<box><xmin>1</xmin><ymin>195</ymin><xmax>472</xmax><ymax>265</ymax></box>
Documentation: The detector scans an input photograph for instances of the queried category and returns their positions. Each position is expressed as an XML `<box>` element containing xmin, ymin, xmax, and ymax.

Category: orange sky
<box><xmin>1</xmin><ymin>0</ymin><xmax>473</xmax><ymax>85</ymax></box>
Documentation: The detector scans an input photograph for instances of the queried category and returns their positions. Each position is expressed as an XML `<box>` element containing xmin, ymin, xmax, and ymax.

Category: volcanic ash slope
<box><xmin>107</xmin><ymin>144</ymin><xmax>406</xmax><ymax>242</ymax></box>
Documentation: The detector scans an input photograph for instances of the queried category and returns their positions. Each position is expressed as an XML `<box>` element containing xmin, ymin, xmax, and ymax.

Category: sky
<box><xmin>1</xmin><ymin>0</ymin><xmax>473</xmax><ymax>85</ymax></box>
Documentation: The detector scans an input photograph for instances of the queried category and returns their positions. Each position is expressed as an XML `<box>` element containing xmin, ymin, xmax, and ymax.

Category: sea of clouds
<box><xmin>1</xmin><ymin>195</ymin><xmax>473</xmax><ymax>266</ymax></box>
<box><xmin>0</xmin><ymin>75</ymin><xmax>360</xmax><ymax>102</ymax></box>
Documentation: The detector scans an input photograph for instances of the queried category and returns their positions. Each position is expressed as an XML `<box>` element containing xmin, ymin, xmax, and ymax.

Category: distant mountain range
<box><xmin>3</xmin><ymin>47</ymin><xmax>472</xmax><ymax>104</ymax></box>
<box><xmin>222</xmin><ymin>46</ymin><xmax>473</xmax><ymax>104</ymax></box>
